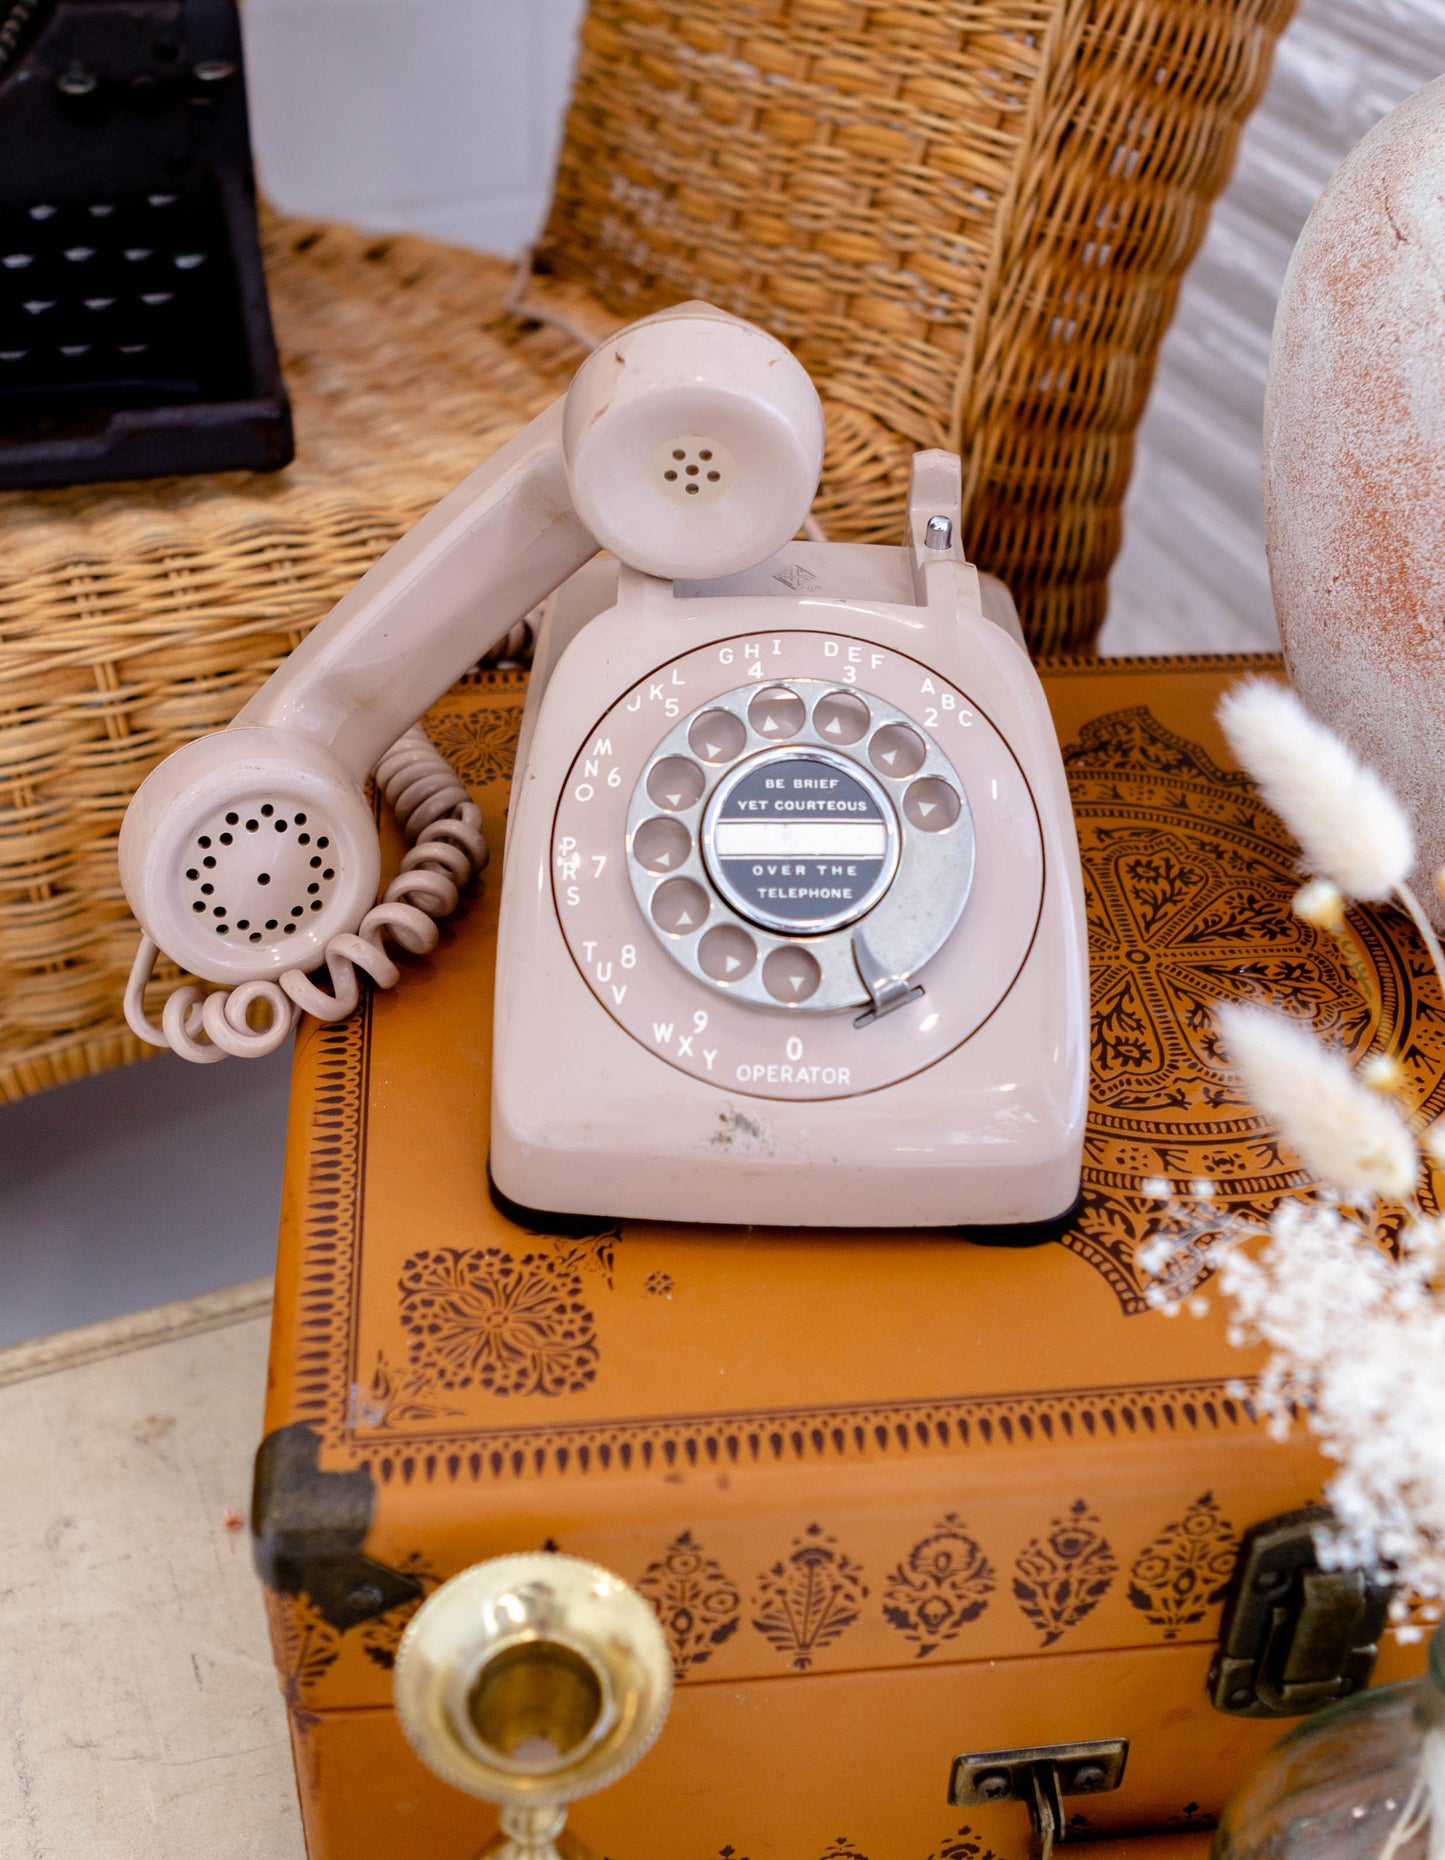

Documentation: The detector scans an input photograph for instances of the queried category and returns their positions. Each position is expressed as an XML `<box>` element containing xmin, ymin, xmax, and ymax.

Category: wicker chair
<box><xmin>0</xmin><ymin>0</ymin><xmax>1295</xmax><ymax>1100</ymax></box>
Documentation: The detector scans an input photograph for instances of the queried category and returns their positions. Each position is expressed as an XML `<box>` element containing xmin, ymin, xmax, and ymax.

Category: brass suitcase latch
<box><xmin>950</xmin><ymin>1739</ymin><xmax>1128</xmax><ymax>1860</ymax></box>
<box><xmin>1209</xmin><ymin>1506</ymin><xmax>1393</xmax><ymax>1718</ymax></box>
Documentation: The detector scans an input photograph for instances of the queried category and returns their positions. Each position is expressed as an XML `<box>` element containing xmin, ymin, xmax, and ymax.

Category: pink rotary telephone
<box><xmin>120</xmin><ymin>302</ymin><xmax>1088</xmax><ymax>1235</ymax></box>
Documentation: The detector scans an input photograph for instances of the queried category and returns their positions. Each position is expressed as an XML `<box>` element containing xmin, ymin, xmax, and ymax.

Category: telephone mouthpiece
<box><xmin>118</xmin><ymin>727</ymin><xmax>380</xmax><ymax>987</ymax></box>
<box><xmin>563</xmin><ymin>304</ymin><xmax>825</xmax><ymax>582</ymax></box>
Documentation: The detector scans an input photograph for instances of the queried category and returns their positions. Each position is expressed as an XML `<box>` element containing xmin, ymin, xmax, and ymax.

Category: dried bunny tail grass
<box><xmin>1218</xmin><ymin>680</ymin><xmax>1414</xmax><ymax>900</ymax></box>
<box><xmin>1217</xmin><ymin>1003</ymin><xmax>1419</xmax><ymax>1201</ymax></box>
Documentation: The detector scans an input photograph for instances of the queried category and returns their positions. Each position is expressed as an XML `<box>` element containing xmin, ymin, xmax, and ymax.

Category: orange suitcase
<box><xmin>255</xmin><ymin>653</ymin><xmax>1430</xmax><ymax>1860</ymax></box>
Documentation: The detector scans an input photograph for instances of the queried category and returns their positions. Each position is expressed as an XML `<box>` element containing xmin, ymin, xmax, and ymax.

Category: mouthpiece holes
<box><xmin>182</xmin><ymin>799</ymin><xmax>343</xmax><ymax>953</ymax></box>
<box><xmin>465</xmin><ymin>1639</ymin><xmax>605</xmax><ymax>1770</ymax></box>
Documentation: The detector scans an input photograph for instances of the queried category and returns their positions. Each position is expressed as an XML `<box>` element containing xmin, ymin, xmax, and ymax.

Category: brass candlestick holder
<box><xmin>393</xmin><ymin>1552</ymin><xmax>673</xmax><ymax>1859</ymax></box>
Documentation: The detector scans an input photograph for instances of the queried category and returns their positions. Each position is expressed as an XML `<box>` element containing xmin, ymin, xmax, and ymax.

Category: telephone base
<box><xmin>949</xmin><ymin>1194</ymin><xmax>1082</xmax><ymax>1249</ymax></box>
<box><xmin>489</xmin><ymin>1160</ymin><xmax>1081</xmax><ymax>1247</ymax></box>
<box><xmin>492</xmin><ymin>452</ymin><xmax>1089</xmax><ymax>1236</ymax></box>
<box><xmin>485</xmin><ymin>1165</ymin><xmax>624</xmax><ymax>1241</ymax></box>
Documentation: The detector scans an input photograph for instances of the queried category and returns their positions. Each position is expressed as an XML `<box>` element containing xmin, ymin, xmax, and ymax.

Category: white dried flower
<box><xmin>1217</xmin><ymin>1004</ymin><xmax>1418</xmax><ymax>1201</ymax></box>
<box><xmin>1361</xmin><ymin>1053</ymin><xmax>1406</xmax><ymax>1093</ymax></box>
<box><xmin>1217</xmin><ymin>680</ymin><xmax>1414</xmax><ymax>900</ymax></box>
<box><xmin>1293</xmin><ymin>877</ymin><xmax>1346</xmax><ymax>929</ymax></box>
<box><xmin>1213</xmin><ymin>1199</ymin><xmax>1445</xmax><ymax>1619</ymax></box>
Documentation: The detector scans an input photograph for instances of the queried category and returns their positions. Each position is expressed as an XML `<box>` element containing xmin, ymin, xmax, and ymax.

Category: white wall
<box><xmin>243</xmin><ymin>0</ymin><xmax>588</xmax><ymax>256</ymax></box>
<box><xmin>241</xmin><ymin>0</ymin><xmax>1445</xmax><ymax>656</ymax></box>
<box><xmin>1100</xmin><ymin>0</ymin><xmax>1445</xmax><ymax>656</ymax></box>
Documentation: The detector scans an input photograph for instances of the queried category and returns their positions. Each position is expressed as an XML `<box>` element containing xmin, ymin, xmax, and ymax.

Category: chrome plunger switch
<box><xmin>852</xmin><ymin>926</ymin><xmax>925</xmax><ymax>1027</ymax></box>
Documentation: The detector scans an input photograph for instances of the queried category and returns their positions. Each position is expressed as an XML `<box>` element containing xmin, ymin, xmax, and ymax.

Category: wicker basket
<box><xmin>525</xmin><ymin>0</ymin><xmax>1296</xmax><ymax>655</ymax></box>
<box><xmin>0</xmin><ymin>0</ymin><xmax>1295</xmax><ymax>1100</ymax></box>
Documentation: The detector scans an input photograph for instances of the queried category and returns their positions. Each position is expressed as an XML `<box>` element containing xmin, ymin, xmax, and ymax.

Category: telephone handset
<box><xmin>121</xmin><ymin>301</ymin><xmax>1088</xmax><ymax>1234</ymax></box>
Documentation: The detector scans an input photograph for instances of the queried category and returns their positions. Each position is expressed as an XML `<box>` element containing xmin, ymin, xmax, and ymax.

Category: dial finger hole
<box><xmin>632</xmin><ymin>815</ymin><xmax>692</xmax><ymax>875</ymax></box>
<box><xmin>761</xmin><ymin>945</ymin><xmax>821</xmax><ymax>1004</ymax></box>
<box><xmin>748</xmin><ymin>686</ymin><xmax>806</xmax><ymax>739</ymax></box>
<box><xmin>697</xmin><ymin>924</ymin><xmax>756</xmax><ymax>983</ymax></box>
<box><xmin>813</xmin><ymin>689</ymin><xmax>870</xmax><ymax>745</ymax></box>
<box><xmin>646</xmin><ymin>757</ymin><xmax>705</xmax><ymax>812</ymax></box>
<box><xmin>869</xmin><ymin>723</ymin><xmax>926</xmax><ymax>779</ymax></box>
<box><xmin>650</xmin><ymin>877</ymin><xmax>709</xmax><ymax>936</ymax></box>
<box><xmin>903</xmin><ymin>776</ymin><xmax>962</xmax><ymax>831</ymax></box>
<box><xmin>687</xmin><ymin>708</ymin><xmax>747</xmax><ymax>764</ymax></box>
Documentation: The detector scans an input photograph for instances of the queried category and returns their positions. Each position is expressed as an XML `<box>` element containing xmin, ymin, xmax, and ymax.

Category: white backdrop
<box><xmin>241</xmin><ymin>0</ymin><xmax>1445</xmax><ymax>656</ymax></box>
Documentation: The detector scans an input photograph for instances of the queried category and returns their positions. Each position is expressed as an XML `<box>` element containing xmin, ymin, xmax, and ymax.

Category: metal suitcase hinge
<box><xmin>1209</xmin><ymin>1506</ymin><xmax>1393</xmax><ymax>1718</ymax></box>
<box><xmin>950</xmin><ymin>1740</ymin><xmax>1128</xmax><ymax>1860</ymax></box>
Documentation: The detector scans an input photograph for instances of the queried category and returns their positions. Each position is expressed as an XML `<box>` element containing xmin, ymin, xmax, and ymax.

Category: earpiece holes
<box><xmin>261</xmin><ymin>805</ymin><xmax>273</xmax><ymax>817</ymax></box>
<box><xmin>258</xmin><ymin>873</ymin><xmax>270</xmax><ymax>886</ymax></box>
<box><xmin>660</xmin><ymin>439</ymin><xmax>725</xmax><ymax>497</ymax></box>
<box><xmin>225</xmin><ymin>813</ymin><xmax>238</xmax><ymax>825</ymax></box>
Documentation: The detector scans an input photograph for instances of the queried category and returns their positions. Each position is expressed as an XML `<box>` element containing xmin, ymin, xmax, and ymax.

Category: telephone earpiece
<box><xmin>120</xmin><ymin>303</ymin><xmax>824</xmax><ymax>1034</ymax></box>
<box><xmin>560</xmin><ymin>300</ymin><xmax>824</xmax><ymax>582</ymax></box>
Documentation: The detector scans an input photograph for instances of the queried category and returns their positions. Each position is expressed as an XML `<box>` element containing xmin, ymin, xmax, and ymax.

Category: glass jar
<box><xmin>1214</xmin><ymin>1625</ymin><xmax>1444</xmax><ymax>1860</ymax></box>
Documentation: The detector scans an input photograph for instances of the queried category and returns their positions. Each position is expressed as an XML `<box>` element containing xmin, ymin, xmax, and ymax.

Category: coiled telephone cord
<box><xmin>124</xmin><ymin>727</ymin><xmax>487</xmax><ymax>1063</ymax></box>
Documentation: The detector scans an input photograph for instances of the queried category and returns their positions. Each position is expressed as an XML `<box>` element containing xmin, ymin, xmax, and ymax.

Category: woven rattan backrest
<box><xmin>525</xmin><ymin>0</ymin><xmax>1296</xmax><ymax>655</ymax></box>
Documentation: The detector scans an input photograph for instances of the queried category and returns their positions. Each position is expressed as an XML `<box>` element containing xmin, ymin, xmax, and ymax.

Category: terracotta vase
<box><xmin>1265</xmin><ymin>76</ymin><xmax>1445</xmax><ymax>926</ymax></box>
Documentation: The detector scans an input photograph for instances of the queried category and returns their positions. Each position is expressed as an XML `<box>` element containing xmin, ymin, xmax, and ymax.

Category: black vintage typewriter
<box><xmin>0</xmin><ymin>0</ymin><xmax>292</xmax><ymax>488</ymax></box>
